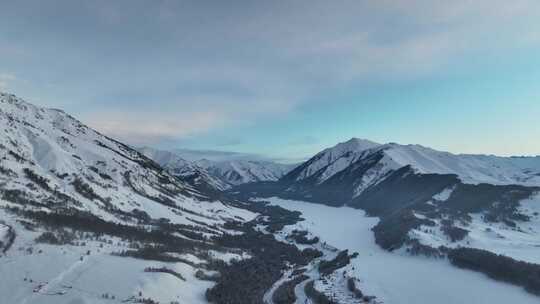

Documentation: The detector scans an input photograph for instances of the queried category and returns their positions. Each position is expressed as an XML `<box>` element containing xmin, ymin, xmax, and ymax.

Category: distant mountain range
<box><xmin>167</xmin><ymin>148</ymin><xmax>284</xmax><ymax>163</ymax></box>
<box><xmin>139</xmin><ymin>146</ymin><xmax>296</xmax><ymax>193</ymax></box>
<box><xmin>144</xmin><ymin>137</ymin><xmax>540</xmax><ymax>200</ymax></box>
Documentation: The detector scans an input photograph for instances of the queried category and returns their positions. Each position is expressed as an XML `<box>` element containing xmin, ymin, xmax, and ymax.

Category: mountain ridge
<box><xmin>283</xmin><ymin>138</ymin><xmax>540</xmax><ymax>188</ymax></box>
<box><xmin>140</xmin><ymin>146</ymin><xmax>296</xmax><ymax>191</ymax></box>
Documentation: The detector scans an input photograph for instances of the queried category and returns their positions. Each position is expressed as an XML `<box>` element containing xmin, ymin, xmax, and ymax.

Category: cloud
<box><xmin>82</xmin><ymin>89</ymin><xmax>303</xmax><ymax>146</ymax></box>
<box><xmin>86</xmin><ymin>109</ymin><xmax>226</xmax><ymax>146</ymax></box>
<box><xmin>1</xmin><ymin>1</ymin><xmax>540</xmax><ymax>146</ymax></box>
<box><xmin>289</xmin><ymin>1</ymin><xmax>540</xmax><ymax>81</ymax></box>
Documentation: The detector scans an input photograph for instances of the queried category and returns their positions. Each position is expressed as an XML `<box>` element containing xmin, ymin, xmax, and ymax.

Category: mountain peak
<box><xmin>282</xmin><ymin>138</ymin><xmax>380</xmax><ymax>183</ymax></box>
<box><xmin>327</xmin><ymin>138</ymin><xmax>381</xmax><ymax>155</ymax></box>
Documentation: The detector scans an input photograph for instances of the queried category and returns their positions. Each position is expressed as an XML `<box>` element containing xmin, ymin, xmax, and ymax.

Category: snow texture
<box><xmin>266</xmin><ymin>197</ymin><xmax>539</xmax><ymax>304</ymax></box>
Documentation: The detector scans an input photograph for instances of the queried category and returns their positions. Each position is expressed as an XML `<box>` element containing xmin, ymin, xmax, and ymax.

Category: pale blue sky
<box><xmin>1</xmin><ymin>1</ymin><xmax>539</xmax><ymax>161</ymax></box>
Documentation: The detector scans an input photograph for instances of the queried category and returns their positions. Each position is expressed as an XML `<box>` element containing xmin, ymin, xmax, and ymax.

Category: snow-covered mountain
<box><xmin>199</xmin><ymin>159</ymin><xmax>294</xmax><ymax>186</ymax></box>
<box><xmin>0</xmin><ymin>92</ymin><xmax>261</xmax><ymax>303</ymax></box>
<box><xmin>140</xmin><ymin>147</ymin><xmax>295</xmax><ymax>189</ymax></box>
<box><xmin>284</xmin><ymin>138</ymin><xmax>540</xmax><ymax>188</ymax></box>
<box><xmin>138</xmin><ymin>147</ymin><xmax>230</xmax><ymax>193</ymax></box>
<box><xmin>252</xmin><ymin>138</ymin><xmax>540</xmax><ymax>211</ymax></box>
<box><xmin>379</xmin><ymin>144</ymin><xmax>540</xmax><ymax>186</ymax></box>
<box><xmin>0</xmin><ymin>92</ymin><xmax>255</xmax><ymax>222</ymax></box>
<box><xmin>282</xmin><ymin>138</ymin><xmax>380</xmax><ymax>183</ymax></box>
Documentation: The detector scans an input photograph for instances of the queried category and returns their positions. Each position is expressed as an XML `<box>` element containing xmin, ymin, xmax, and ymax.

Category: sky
<box><xmin>1</xmin><ymin>0</ymin><xmax>540</xmax><ymax>162</ymax></box>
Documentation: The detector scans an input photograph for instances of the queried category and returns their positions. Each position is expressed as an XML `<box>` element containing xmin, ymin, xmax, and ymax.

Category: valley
<box><xmin>264</xmin><ymin>197</ymin><xmax>540</xmax><ymax>304</ymax></box>
<box><xmin>1</xmin><ymin>92</ymin><xmax>540</xmax><ymax>303</ymax></box>
<box><xmin>3</xmin><ymin>2</ymin><xmax>540</xmax><ymax>303</ymax></box>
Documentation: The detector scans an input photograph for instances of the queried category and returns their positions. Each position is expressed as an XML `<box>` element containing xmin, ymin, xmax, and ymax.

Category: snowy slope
<box><xmin>0</xmin><ymin>92</ymin><xmax>263</xmax><ymax>303</ymax></box>
<box><xmin>381</xmin><ymin>143</ymin><xmax>540</xmax><ymax>186</ymax></box>
<box><xmin>0</xmin><ymin>92</ymin><xmax>253</xmax><ymax>226</ymax></box>
<box><xmin>509</xmin><ymin>156</ymin><xmax>540</xmax><ymax>174</ymax></box>
<box><xmin>407</xmin><ymin>192</ymin><xmax>540</xmax><ymax>264</ymax></box>
<box><xmin>0</xmin><ymin>208</ymin><xmax>218</xmax><ymax>304</ymax></box>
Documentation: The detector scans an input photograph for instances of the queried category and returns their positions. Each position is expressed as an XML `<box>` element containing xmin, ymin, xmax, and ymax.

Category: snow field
<box><xmin>266</xmin><ymin>197</ymin><xmax>540</xmax><ymax>304</ymax></box>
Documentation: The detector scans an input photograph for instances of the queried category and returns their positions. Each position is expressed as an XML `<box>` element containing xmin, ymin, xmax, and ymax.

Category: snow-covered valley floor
<box><xmin>265</xmin><ymin>197</ymin><xmax>540</xmax><ymax>304</ymax></box>
<box><xmin>0</xmin><ymin>209</ymin><xmax>215</xmax><ymax>304</ymax></box>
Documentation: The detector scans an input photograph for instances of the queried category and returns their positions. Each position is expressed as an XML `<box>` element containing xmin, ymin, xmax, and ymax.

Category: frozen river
<box><xmin>266</xmin><ymin>197</ymin><xmax>539</xmax><ymax>304</ymax></box>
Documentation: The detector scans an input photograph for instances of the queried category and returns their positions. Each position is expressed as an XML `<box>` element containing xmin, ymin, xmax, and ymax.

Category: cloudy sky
<box><xmin>1</xmin><ymin>0</ymin><xmax>540</xmax><ymax>161</ymax></box>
